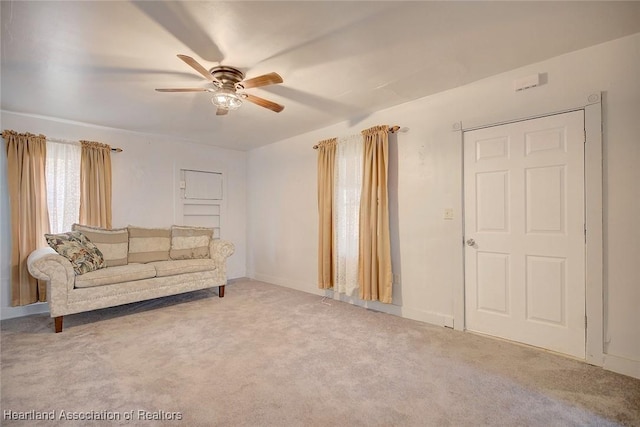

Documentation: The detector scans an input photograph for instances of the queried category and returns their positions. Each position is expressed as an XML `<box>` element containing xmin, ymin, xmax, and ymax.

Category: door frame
<box><xmin>452</xmin><ymin>93</ymin><xmax>603</xmax><ymax>366</ymax></box>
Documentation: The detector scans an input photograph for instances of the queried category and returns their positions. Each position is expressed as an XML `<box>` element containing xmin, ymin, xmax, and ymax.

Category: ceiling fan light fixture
<box><xmin>159</xmin><ymin>55</ymin><xmax>283</xmax><ymax>113</ymax></box>
<box><xmin>211</xmin><ymin>88</ymin><xmax>242</xmax><ymax>110</ymax></box>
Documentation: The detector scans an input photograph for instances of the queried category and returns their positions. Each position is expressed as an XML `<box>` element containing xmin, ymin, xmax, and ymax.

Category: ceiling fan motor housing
<box><xmin>209</xmin><ymin>66</ymin><xmax>245</xmax><ymax>89</ymax></box>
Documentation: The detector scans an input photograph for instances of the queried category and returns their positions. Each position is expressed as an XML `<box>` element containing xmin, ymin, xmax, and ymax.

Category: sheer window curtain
<box><xmin>2</xmin><ymin>130</ymin><xmax>50</xmax><ymax>305</ymax></box>
<box><xmin>334</xmin><ymin>134</ymin><xmax>363</xmax><ymax>296</ymax></box>
<box><xmin>46</xmin><ymin>141</ymin><xmax>81</xmax><ymax>233</ymax></box>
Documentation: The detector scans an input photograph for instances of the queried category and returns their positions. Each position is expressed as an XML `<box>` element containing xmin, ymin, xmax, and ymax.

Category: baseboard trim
<box><xmin>250</xmin><ymin>273</ymin><xmax>454</xmax><ymax>328</ymax></box>
<box><xmin>401</xmin><ymin>307</ymin><xmax>455</xmax><ymax>328</ymax></box>
<box><xmin>1</xmin><ymin>302</ymin><xmax>50</xmax><ymax>320</ymax></box>
<box><xmin>603</xmin><ymin>353</ymin><xmax>640</xmax><ymax>380</ymax></box>
<box><xmin>251</xmin><ymin>274</ymin><xmax>325</xmax><ymax>297</ymax></box>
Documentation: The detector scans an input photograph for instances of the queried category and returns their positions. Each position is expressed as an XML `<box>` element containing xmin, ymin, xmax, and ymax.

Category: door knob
<box><xmin>466</xmin><ymin>239</ymin><xmax>476</xmax><ymax>246</ymax></box>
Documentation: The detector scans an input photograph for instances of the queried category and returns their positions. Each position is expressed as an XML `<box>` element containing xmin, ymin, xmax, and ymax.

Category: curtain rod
<box><xmin>312</xmin><ymin>125</ymin><xmax>400</xmax><ymax>149</ymax></box>
<box><xmin>46</xmin><ymin>137</ymin><xmax>123</xmax><ymax>153</ymax></box>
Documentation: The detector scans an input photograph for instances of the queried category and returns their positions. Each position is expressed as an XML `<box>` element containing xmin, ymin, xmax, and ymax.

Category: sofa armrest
<box><xmin>27</xmin><ymin>247</ymin><xmax>75</xmax><ymax>311</ymax></box>
<box><xmin>209</xmin><ymin>239</ymin><xmax>235</xmax><ymax>265</ymax></box>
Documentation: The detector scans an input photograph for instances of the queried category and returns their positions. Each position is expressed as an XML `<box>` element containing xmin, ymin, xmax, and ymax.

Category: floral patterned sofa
<box><xmin>27</xmin><ymin>224</ymin><xmax>234</xmax><ymax>332</ymax></box>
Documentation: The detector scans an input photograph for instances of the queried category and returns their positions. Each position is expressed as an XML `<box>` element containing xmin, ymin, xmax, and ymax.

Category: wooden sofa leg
<box><xmin>218</xmin><ymin>285</ymin><xmax>225</xmax><ymax>298</ymax></box>
<box><xmin>54</xmin><ymin>316</ymin><xmax>63</xmax><ymax>333</ymax></box>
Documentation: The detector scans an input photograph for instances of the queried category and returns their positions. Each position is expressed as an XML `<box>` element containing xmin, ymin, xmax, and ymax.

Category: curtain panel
<box><xmin>79</xmin><ymin>140</ymin><xmax>112</xmax><ymax>228</ymax></box>
<box><xmin>358</xmin><ymin>125</ymin><xmax>393</xmax><ymax>303</ymax></box>
<box><xmin>317</xmin><ymin>138</ymin><xmax>337</xmax><ymax>289</ymax></box>
<box><xmin>2</xmin><ymin>130</ymin><xmax>51</xmax><ymax>305</ymax></box>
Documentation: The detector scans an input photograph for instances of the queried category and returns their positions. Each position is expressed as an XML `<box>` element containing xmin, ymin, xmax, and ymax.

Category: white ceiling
<box><xmin>2</xmin><ymin>1</ymin><xmax>640</xmax><ymax>151</ymax></box>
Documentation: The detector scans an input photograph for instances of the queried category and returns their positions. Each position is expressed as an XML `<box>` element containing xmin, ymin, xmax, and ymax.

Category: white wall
<box><xmin>248</xmin><ymin>33</ymin><xmax>640</xmax><ymax>378</ymax></box>
<box><xmin>0</xmin><ymin>112</ymin><xmax>247</xmax><ymax>319</ymax></box>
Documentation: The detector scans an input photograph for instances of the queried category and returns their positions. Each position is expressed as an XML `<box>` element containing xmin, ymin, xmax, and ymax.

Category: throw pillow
<box><xmin>127</xmin><ymin>226</ymin><xmax>171</xmax><ymax>263</ymax></box>
<box><xmin>45</xmin><ymin>231</ymin><xmax>106</xmax><ymax>275</ymax></box>
<box><xmin>170</xmin><ymin>225</ymin><xmax>213</xmax><ymax>260</ymax></box>
<box><xmin>72</xmin><ymin>224</ymin><xmax>129</xmax><ymax>267</ymax></box>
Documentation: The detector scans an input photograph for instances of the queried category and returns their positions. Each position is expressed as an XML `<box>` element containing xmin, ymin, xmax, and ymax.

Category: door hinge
<box><xmin>584</xmin><ymin>129</ymin><xmax>587</xmax><ymax>143</ymax></box>
<box><xmin>585</xmin><ymin>315</ymin><xmax>588</xmax><ymax>328</ymax></box>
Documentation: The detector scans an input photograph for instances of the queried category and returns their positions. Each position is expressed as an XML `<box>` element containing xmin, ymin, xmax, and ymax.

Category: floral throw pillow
<box><xmin>45</xmin><ymin>231</ymin><xmax>106</xmax><ymax>275</ymax></box>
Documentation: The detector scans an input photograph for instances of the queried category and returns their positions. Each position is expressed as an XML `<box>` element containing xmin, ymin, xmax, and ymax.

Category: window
<box><xmin>45</xmin><ymin>141</ymin><xmax>81</xmax><ymax>233</ymax></box>
<box><xmin>333</xmin><ymin>134</ymin><xmax>363</xmax><ymax>296</ymax></box>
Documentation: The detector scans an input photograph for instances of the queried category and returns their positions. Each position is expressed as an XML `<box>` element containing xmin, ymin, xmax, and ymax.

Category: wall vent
<box><xmin>514</xmin><ymin>74</ymin><xmax>540</xmax><ymax>92</ymax></box>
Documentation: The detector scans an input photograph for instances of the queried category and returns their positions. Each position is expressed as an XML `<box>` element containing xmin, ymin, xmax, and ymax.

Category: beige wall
<box><xmin>247</xmin><ymin>33</ymin><xmax>640</xmax><ymax>378</ymax></box>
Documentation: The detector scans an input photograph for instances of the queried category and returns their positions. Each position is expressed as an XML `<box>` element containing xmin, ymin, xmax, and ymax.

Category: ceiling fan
<box><xmin>156</xmin><ymin>54</ymin><xmax>284</xmax><ymax>115</ymax></box>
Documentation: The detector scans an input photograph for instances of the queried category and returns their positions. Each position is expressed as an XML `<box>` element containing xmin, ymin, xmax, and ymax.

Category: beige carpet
<box><xmin>2</xmin><ymin>279</ymin><xmax>639</xmax><ymax>426</ymax></box>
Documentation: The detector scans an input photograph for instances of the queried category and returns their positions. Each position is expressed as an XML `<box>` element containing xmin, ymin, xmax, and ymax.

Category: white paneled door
<box><xmin>464</xmin><ymin>111</ymin><xmax>586</xmax><ymax>358</ymax></box>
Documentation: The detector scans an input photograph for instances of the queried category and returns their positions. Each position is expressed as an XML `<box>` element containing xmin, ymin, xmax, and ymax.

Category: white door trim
<box><xmin>452</xmin><ymin>93</ymin><xmax>603</xmax><ymax>365</ymax></box>
<box><xmin>584</xmin><ymin>99</ymin><xmax>604</xmax><ymax>366</ymax></box>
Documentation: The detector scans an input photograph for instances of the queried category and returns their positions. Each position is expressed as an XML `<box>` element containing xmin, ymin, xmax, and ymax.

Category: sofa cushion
<box><xmin>45</xmin><ymin>231</ymin><xmax>106</xmax><ymax>275</ymax></box>
<box><xmin>170</xmin><ymin>226</ymin><xmax>213</xmax><ymax>260</ymax></box>
<box><xmin>128</xmin><ymin>226</ymin><xmax>171</xmax><ymax>263</ymax></box>
<box><xmin>148</xmin><ymin>259</ymin><xmax>217</xmax><ymax>277</ymax></box>
<box><xmin>72</xmin><ymin>224</ymin><xmax>129</xmax><ymax>267</ymax></box>
<box><xmin>75</xmin><ymin>263</ymin><xmax>157</xmax><ymax>288</ymax></box>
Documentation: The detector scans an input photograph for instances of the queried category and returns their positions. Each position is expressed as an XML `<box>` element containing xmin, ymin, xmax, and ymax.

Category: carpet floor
<box><xmin>1</xmin><ymin>279</ymin><xmax>639</xmax><ymax>426</ymax></box>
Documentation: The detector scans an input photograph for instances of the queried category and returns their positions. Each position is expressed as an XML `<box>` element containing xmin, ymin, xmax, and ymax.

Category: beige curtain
<box><xmin>2</xmin><ymin>130</ymin><xmax>50</xmax><ymax>305</ymax></box>
<box><xmin>317</xmin><ymin>138</ymin><xmax>337</xmax><ymax>289</ymax></box>
<box><xmin>358</xmin><ymin>125</ymin><xmax>393</xmax><ymax>303</ymax></box>
<box><xmin>79</xmin><ymin>140</ymin><xmax>112</xmax><ymax>228</ymax></box>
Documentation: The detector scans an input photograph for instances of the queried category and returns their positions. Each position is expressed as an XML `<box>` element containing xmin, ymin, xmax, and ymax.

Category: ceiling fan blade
<box><xmin>242</xmin><ymin>94</ymin><xmax>284</xmax><ymax>113</ymax></box>
<box><xmin>177</xmin><ymin>54</ymin><xmax>217</xmax><ymax>82</ymax></box>
<box><xmin>216</xmin><ymin>108</ymin><xmax>228</xmax><ymax>116</ymax></box>
<box><xmin>241</xmin><ymin>72</ymin><xmax>283</xmax><ymax>89</ymax></box>
<box><xmin>155</xmin><ymin>88</ymin><xmax>210</xmax><ymax>92</ymax></box>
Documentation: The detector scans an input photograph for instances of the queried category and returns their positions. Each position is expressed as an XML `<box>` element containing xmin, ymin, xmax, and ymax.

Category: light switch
<box><xmin>444</xmin><ymin>208</ymin><xmax>454</xmax><ymax>220</ymax></box>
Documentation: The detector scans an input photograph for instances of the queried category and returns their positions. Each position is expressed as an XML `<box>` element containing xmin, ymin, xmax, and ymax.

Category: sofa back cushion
<box><xmin>72</xmin><ymin>224</ymin><xmax>129</xmax><ymax>267</ymax></box>
<box><xmin>170</xmin><ymin>225</ymin><xmax>213</xmax><ymax>260</ymax></box>
<box><xmin>128</xmin><ymin>226</ymin><xmax>171</xmax><ymax>263</ymax></box>
<box><xmin>45</xmin><ymin>231</ymin><xmax>106</xmax><ymax>275</ymax></box>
